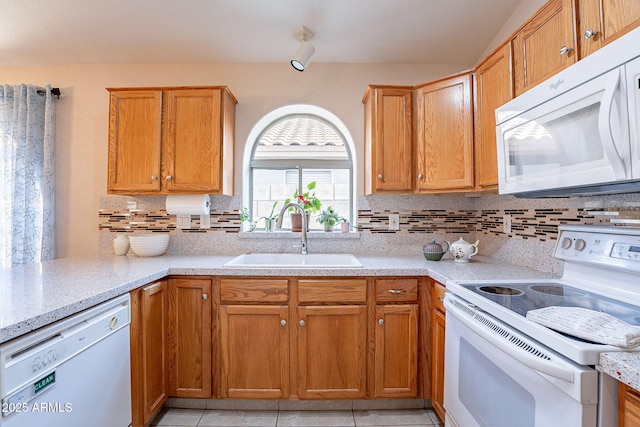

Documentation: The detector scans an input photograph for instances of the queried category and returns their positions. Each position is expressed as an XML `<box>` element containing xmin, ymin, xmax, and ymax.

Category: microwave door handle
<box><xmin>599</xmin><ymin>67</ymin><xmax>628</xmax><ymax>179</ymax></box>
<box><xmin>445</xmin><ymin>298</ymin><xmax>575</xmax><ymax>384</ymax></box>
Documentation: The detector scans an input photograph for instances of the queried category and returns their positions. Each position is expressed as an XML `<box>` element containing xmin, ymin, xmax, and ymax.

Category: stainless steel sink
<box><xmin>223</xmin><ymin>253</ymin><xmax>363</xmax><ymax>268</ymax></box>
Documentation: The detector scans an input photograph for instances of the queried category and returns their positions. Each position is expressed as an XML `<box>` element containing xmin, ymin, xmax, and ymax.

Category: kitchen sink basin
<box><xmin>223</xmin><ymin>253</ymin><xmax>363</xmax><ymax>268</ymax></box>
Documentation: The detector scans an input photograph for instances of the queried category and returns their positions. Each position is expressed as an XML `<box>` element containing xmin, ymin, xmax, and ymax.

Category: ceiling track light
<box><xmin>291</xmin><ymin>26</ymin><xmax>316</xmax><ymax>72</ymax></box>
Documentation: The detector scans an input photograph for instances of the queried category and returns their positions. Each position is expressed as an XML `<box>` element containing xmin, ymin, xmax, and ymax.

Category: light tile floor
<box><xmin>151</xmin><ymin>407</ymin><xmax>444</xmax><ymax>427</ymax></box>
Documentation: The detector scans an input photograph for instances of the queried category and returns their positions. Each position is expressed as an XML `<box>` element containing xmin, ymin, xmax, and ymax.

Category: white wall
<box><xmin>0</xmin><ymin>62</ymin><xmax>464</xmax><ymax>258</ymax></box>
<box><xmin>476</xmin><ymin>0</ymin><xmax>548</xmax><ymax>63</ymax></box>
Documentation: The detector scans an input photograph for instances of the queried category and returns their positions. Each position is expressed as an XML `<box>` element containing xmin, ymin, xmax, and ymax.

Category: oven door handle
<box><xmin>445</xmin><ymin>298</ymin><xmax>575</xmax><ymax>384</ymax></box>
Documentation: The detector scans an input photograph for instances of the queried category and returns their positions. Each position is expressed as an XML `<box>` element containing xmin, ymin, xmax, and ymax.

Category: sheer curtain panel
<box><xmin>0</xmin><ymin>84</ymin><xmax>56</xmax><ymax>268</ymax></box>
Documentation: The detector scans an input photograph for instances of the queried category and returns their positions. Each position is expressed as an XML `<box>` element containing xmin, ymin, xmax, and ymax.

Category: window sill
<box><xmin>239</xmin><ymin>230</ymin><xmax>360</xmax><ymax>239</ymax></box>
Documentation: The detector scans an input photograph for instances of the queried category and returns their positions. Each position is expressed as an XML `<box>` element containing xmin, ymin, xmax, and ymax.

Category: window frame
<box><xmin>243</xmin><ymin>105</ymin><xmax>357</xmax><ymax>229</ymax></box>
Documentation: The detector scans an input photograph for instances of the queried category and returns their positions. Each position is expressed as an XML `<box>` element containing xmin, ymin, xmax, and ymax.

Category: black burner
<box><xmin>478</xmin><ymin>286</ymin><xmax>523</xmax><ymax>296</ymax></box>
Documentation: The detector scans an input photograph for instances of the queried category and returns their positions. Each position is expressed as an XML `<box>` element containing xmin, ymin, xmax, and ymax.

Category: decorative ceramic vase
<box><xmin>323</xmin><ymin>223</ymin><xmax>334</xmax><ymax>232</ymax></box>
<box><xmin>423</xmin><ymin>240</ymin><xmax>449</xmax><ymax>261</ymax></box>
<box><xmin>341</xmin><ymin>222</ymin><xmax>350</xmax><ymax>233</ymax></box>
<box><xmin>291</xmin><ymin>213</ymin><xmax>310</xmax><ymax>232</ymax></box>
<box><xmin>113</xmin><ymin>234</ymin><xmax>130</xmax><ymax>256</ymax></box>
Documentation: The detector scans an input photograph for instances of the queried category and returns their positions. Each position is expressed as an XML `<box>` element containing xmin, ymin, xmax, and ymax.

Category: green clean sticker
<box><xmin>33</xmin><ymin>372</ymin><xmax>55</xmax><ymax>395</ymax></box>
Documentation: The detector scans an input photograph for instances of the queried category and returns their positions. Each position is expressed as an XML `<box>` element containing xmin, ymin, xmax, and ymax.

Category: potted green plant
<box><xmin>284</xmin><ymin>181</ymin><xmax>322</xmax><ymax>231</ymax></box>
<box><xmin>317</xmin><ymin>206</ymin><xmax>344</xmax><ymax>232</ymax></box>
<box><xmin>261</xmin><ymin>201</ymin><xmax>279</xmax><ymax>232</ymax></box>
<box><xmin>239</xmin><ymin>207</ymin><xmax>256</xmax><ymax>232</ymax></box>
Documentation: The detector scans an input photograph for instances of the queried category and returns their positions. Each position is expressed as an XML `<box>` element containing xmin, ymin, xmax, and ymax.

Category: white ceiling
<box><xmin>0</xmin><ymin>0</ymin><xmax>522</xmax><ymax>67</ymax></box>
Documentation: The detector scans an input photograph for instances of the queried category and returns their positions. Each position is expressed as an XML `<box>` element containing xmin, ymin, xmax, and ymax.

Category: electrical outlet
<box><xmin>503</xmin><ymin>214</ymin><xmax>512</xmax><ymax>234</ymax></box>
<box><xmin>200</xmin><ymin>214</ymin><xmax>211</xmax><ymax>229</ymax></box>
<box><xmin>389</xmin><ymin>214</ymin><xmax>400</xmax><ymax>231</ymax></box>
<box><xmin>177</xmin><ymin>215</ymin><xmax>191</xmax><ymax>229</ymax></box>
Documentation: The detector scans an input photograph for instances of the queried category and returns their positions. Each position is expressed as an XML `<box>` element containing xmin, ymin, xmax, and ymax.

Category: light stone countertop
<box><xmin>5</xmin><ymin>252</ymin><xmax>640</xmax><ymax>392</ymax></box>
<box><xmin>599</xmin><ymin>352</ymin><xmax>640</xmax><ymax>391</ymax></box>
<box><xmin>0</xmin><ymin>253</ymin><xmax>555</xmax><ymax>345</ymax></box>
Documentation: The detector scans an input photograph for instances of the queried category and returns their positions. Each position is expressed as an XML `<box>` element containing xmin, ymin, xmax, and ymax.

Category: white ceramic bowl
<box><xmin>128</xmin><ymin>234</ymin><xmax>170</xmax><ymax>257</ymax></box>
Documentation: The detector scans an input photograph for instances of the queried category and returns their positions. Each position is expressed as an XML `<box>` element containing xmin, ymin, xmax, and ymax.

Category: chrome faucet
<box><xmin>275</xmin><ymin>202</ymin><xmax>308</xmax><ymax>255</ymax></box>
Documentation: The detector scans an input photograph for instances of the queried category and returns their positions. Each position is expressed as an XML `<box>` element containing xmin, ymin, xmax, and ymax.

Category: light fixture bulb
<box><xmin>291</xmin><ymin>41</ymin><xmax>316</xmax><ymax>71</ymax></box>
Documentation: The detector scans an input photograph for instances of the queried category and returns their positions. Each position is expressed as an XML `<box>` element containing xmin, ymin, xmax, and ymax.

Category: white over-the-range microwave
<box><xmin>496</xmin><ymin>26</ymin><xmax>640</xmax><ymax>197</ymax></box>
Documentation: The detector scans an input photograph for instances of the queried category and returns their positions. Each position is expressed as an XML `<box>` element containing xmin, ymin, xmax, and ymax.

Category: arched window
<box><xmin>243</xmin><ymin>105</ymin><xmax>356</xmax><ymax>230</ymax></box>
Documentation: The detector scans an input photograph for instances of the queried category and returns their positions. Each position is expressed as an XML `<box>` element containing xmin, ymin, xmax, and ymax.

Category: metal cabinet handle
<box><xmin>166</xmin><ymin>175</ymin><xmax>173</xmax><ymax>181</ymax></box>
<box><xmin>378</xmin><ymin>319</ymin><xmax>384</xmax><ymax>325</ymax></box>
<box><xmin>417</xmin><ymin>173</ymin><xmax>424</xmax><ymax>179</ymax></box>
<box><xmin>151</xmin><ymin>175</ymin><xmax>157</xmax><ymax>181</ymax></box>
<box><xmin>559</xmin><ymin>45</ymin><xmax>572</xmax><ymax>55</ymax></box>
<box><xmin>388</xmin><ymin>289</ymin><xmax>404</xmax><ymax>294</ymax></box>
<box><xmin>584</xmin><ymin>29</ymin><xmax>598</xmax><ymax>39</ymax></box>
<box><xmin>202</xmin><ymin>294</ymin><xmax>208</xmax><ymax>300</ymax></box>
<box><xmin>299</xmin><ymin>320</ymin><xmax>305</xmax><ymax>326</ymax></box>
<box><xmin>281</xmin><ymin>319</ymin><xmax>287</xmax><ymax>327</ymax></box>
<box><xmin>377</xmin><ymin>173</ymin><xmax>383</xmax><ymax>179</ymax></box>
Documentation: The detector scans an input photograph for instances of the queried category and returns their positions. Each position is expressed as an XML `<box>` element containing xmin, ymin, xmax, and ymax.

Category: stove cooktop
<box><xmin>462</xmin><ymin>281</ymin><xmax>640</xmax><ymax>326</ymax></box>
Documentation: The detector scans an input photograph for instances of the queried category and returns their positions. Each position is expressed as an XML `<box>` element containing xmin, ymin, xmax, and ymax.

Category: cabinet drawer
<box><xmin>220</xmin><ymin>278</ymin><xmax>289</xmax><ymax>303</ymax></box>
<box><xmin>432</xmin><ymin>280</ymin><xmax>446</xmax><ymax>313</ymax></box>
<box><xmin>298</xmin><ymin>279</ymin><xmax>367</xmax><ymax>304</ymax></box>
<box><xmin>375</xmin><ymin>278</ymin><xmax>418</xmax><ymax>302</ymax></box>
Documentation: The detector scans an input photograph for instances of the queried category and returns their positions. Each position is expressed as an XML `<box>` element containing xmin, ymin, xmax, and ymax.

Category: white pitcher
<box><xmin>449</xmin><ymin>237</ymin><xmax>479</xmax><ymax>263</ymax></box>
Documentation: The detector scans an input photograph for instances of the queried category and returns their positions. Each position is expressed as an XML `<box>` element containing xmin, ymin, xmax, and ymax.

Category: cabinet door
<box><xmin>475</xmin><ymin>42</ymin><xmax>513</xmax><ymax>191</ymax></box>
<box><xmin>415</xmin><ymin>73</ymin><xmax>474</xmax><ymax>192</ymax></box>
<box><xmin>374</xmin><ymin>304</ymin><xmax>418</xmax><ymax>398</ymax></box>
<box><xmin>168</xmin><ymin>278</ymin><xmax>212</xmax><ymax>398</ymax></box>
<box><xmin>130</xmin><ymin>280</ymin><xmax>168</xmax><ymax>427</ymax></box>
<box><xmin>162</xmin><ymin>89</ymin><xmax>223</xmax><ymax>193</ymax></box>
<box><xmin>601</xmin><ymin>1</ymin><xmax>640</xmax><ymax>46</ymax></box>
<box><xmin>364</xmin><ymin>87</ymin><xmax>413</xmax><ymax>194</ymax></box>
<box><xmin>513</xmin><ymin>0</ymin><xmax>576</xmax><ymax>95</ymax></box>
<box><xmin>298</xmin><ymin>305</ymin><xmax>367</xmax><ymax>399</ymax></box>
<box><xmin>620</xmin><ymin>382</ymin><xmax>640</xmax><ymax>426</ymax></box>
<box><xmin>581</xmin><ymin>0</ymin><xmax>640</xmax><ymax>57</ymax></box>
<box><xmin>220</xmin><ymin>305</ymin><xmax>289</xmax><ymax>399</ymax></box>
<box><xmin>431</xmin><ymin>308</ymin><xmax>446</xmax><ymax>422</ymax></box>
<box><xmin>108</xmin><ymin>90</ymin><xmax>162</xmax><ymax>193</ymax></box>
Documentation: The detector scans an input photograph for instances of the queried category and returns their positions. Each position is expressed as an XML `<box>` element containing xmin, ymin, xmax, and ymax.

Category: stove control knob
<box><xmin>575</xmin><ymin>239</ymin><xmax>587</xmax><ymax>252</ymax></box>
<box><xmin>561</xmin><ymin>237</ymin><xmax>572</xmax><ymax>249</ymax></box>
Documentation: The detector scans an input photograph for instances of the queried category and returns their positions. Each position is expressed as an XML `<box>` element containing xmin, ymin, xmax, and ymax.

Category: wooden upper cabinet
<box><xmin>578</xmin><ymin>0</ymin><xmax>640</xmax><ymax>58</ymax></box>
<box><xmin>108</xmin><ymin>90</ymin><xmax>162</xmax><ymax>193</ymax></box>
<box><xmin>414</xmin><ymin>72</ymin><xmax>474</xmax><ymax>193</ymax></box>
<box><xmin>363</xmin><ymin>86</ymin><xmax>413</xmax><ymax>194</ymax></box>
<box><xmin>474</xmin><ymin>42</ymin><xmax>513</xmax><ymax>191</ymax></box>
<box><xmin>512</xmin><ymin>0</ymin><xmax>577</xmax><ymax>95</ymax></box>
<box><xmin>107</xmin><ymin>86</ymin><xmax>236</xmax><ymax>195</ymax></box>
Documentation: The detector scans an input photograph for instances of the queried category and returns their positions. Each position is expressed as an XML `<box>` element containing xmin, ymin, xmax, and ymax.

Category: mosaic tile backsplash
<box><xmin>99</xmin><ymin>201</ymin><xmax>640</xmax><ymax>241</ymax></box>
<box><xmin>98</xmin><ymin>193</ymin><xmax>640</xmax><ymax>275</ymax></box>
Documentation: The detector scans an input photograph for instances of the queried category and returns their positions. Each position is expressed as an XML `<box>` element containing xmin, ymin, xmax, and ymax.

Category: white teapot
<box><xmin>448</xmin><ymin>237</ymin><xmax>479</xmax><ymax>263</ymax></box>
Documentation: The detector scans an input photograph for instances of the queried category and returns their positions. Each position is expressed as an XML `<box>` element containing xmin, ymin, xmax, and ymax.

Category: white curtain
<box><xmin>0</xmin><ymin>84</ymin><xmax>56</xmax><ymax>268</ymax></box>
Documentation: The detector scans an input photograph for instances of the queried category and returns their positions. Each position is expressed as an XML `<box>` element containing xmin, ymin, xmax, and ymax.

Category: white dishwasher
<box><xmin>0</xmin><ymin>294</ymin><xmax>132</xmax><ymax>427</ymax></box>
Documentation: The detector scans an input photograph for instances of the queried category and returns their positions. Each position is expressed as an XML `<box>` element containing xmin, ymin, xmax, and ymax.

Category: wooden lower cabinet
<box><xmin>220</xmin><ymin>305</ymin><xmax>289</xmax><ymax>398</ymax></box>
<box><xmin>131</xmin><ymin>275</ymin><xmax>430</xmax><ymax>411</ymax></box>
<box><xmin>620</xmin><ymin>382</ymin><xmax>640</xmax><ymax>426</ymax></box>
<box><xmin>168</xmin><ymin>278</ymin><xmax>212</xmax><ymax>398</ymax></box>
<box><xmin>298</xmin><ymin>305</ymin><xmax>368</xmax><ymax>399</ymax></box>
<box><xmin>374</xmin><ymin>304</ymin><xmax>419</xmax><ymax>398</ymax></box>
<box><xmin>130</xmin><ymin>280</ymin><xmax>169</xmax><ymax>427</ymax></box>
<box><xmin>431</xmin><ymin>280</ymin><xmax>447</xmax><ymax>422</ymax></box>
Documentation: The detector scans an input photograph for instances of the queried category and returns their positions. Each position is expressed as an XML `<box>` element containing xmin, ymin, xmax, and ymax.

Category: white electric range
<box><xmin>444</xmin><ymin>225</ymin><xmax>640</xmax><ymax>427</ymax></box>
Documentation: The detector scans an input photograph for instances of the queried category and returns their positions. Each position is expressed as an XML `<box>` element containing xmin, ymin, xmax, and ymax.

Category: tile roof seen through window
<box><xmin>258</xmin><ymin>117</ymin><xmax>344</xmax><ymax>147</ymax></box>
